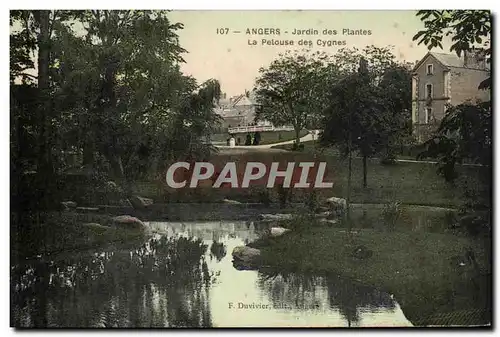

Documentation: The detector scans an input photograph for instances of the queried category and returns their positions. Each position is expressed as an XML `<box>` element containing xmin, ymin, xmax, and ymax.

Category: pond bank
<box><xmin>77</xmin><ymin>202</ymin><xmax>460</xmax><ymax>221</ymax></box>
<box><xmin>247</xmin><ymin>225</ymin><xmax>492</xmax><ymax>327</ymax></box>
<box><xmin>12</xmin><ymin>201</ymin><xmax>463</xmax><ymax>260</ymax></box>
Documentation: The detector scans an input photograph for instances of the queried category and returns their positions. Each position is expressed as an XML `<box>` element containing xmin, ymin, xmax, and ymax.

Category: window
<box><xmin>425</xmin><ymin>108</ymin><xmax>432</xmax><ymax>124</ymax></box>
<box><xmin>427</xmin><ymin>64</ymin><xmax>434</xmax><ymax>75</ymax></box>
<box><xmin>426</xmin><ymin>84</ymin><xmax>433</xmax><ymax>99</ymax></box>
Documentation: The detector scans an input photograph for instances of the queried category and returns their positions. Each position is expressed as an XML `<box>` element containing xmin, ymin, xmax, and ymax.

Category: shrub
<box><xmin>382</xmin><ymin>201</ymin><xmax>402</xmax><ymax>230</ymax></box>
<box><xmin>291</xmin><ymin>142</ymin><xmax>305</xmax><ymax>152</ymax></box>
<box><xmin>304</xmin><ymin>190</ymin><xmax>320</xmax><ymax>213</ymax></box>
<box><xmin>256</xmin><ymin>188</ymin><xmax>272</xmax><ymax>206</ymax></box>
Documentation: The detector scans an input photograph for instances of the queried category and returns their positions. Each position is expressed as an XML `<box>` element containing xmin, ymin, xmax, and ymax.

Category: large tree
<box><xmin>321</xmin><ymin>46</ymin><xmax>412</xmax><ymax>188</ymax></box>
<box><xmin>321</xmin><ymin>59</ymin><xmax>388</xmax><ymax>189</ymax></box>
<box><xmin>377</xmin><ymin>63</ymin><xmax>413</xmax><ymax>160</ymax></box>
<box><xmin>254</xmin><ymin>50</ymin><xmax>339</xmax><ymax>145</ymax></box>
<box><xmin>10</xmin><ymin>10</ymin><xmax>222</xmax><ymax>202</ymax></box>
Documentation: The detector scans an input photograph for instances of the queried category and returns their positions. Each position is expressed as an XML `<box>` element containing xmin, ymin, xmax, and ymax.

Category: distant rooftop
<box><xmin>430</xmin><ymin>52</ymin><xmax>465</xmax><ymax>68</ymax></box>
<box><xmin>414</xmin><ymin>51</ymin><xmax>490</xmax><ymax>72</ymax></box>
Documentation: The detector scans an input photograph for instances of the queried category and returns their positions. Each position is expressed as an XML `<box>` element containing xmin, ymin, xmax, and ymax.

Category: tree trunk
<box><xmin>295</xmin><ymin>127</ymin><xmax>301</xmax><ymax>145</ymax></box>
<box><xmin>82</xmin><ymin>141</ymin><xmax>94</xmax><ymax>166</ymax></box>
<box><xmin>36</xmin><ymin>10</ymin><xmax>53</xmax><ymax>210</ymax></box>
<box><xmin>108</xmin><ymin>153</ymin><xmax>125</xmax><ymax>183</ymax></box>
<box><xmin>37</xmin><ymin>11</ymin><xmax>50</xmax><ymax>168</ymax></box>
<box><xmin>362</xmin><ymin>155</ymin><xmax>367</xmax><ymax>188</ymax></box>
<box><xmin>346</xmin><ymin>125</ymin><xmax>352</xmax><ymax>232</ymax></box>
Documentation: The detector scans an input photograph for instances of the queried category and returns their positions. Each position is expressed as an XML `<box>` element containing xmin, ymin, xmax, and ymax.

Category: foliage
<box><xmin>256</xmin><ymin>187</ymin><xmax>271</xmax><ymax>206</ymax></box>
<box><xmin>304</xmin><ymin>189</ymin><xmax>320</xmax><ymax>213</ymax></box>
<box><xmin>333</xmin><ymin>45</ymin><xmax>397</xmax><ymax>79</ymax></box>
<box><xmin>320</xmin><ymin>46</ymin><xmax>413</xmax><ymax>187</ymax></box>
<box><xmin>10</xmin><ymin>10</ymin><xmax>222</xmax><ymax>206</ymax></box>
<box><xmin>413</xmin><ymin>10</ymin><xmax>492</xmax><ymax>212</ymax></box>
<box><xmin>321</xmin><ymin>71</ymin><xmax>387</xmax><ymax>160</ymax></box>
<box><xmin>254</xmin><ymin>50</ymin><xmax>340</xmax><ymax>143</ymax></box>
<box><xmin>381</xmin><ymin>201</ymin><xmax>402</xmax><ymax>230</ymax></box>
<box><xmin>416</xmin><ymin>102</ymin><xmax>491</xmax><ymax>183</ymax></box>
<box><xmin>413</xmin><ymin>10</ymin><xmax>491</xmax><ymax>90</ymax></box>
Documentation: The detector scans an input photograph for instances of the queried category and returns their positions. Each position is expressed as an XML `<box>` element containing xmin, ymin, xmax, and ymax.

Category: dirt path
<box><xmin>214</xmin><ymin>131</ymin><xmax>318</xmax><ymax>151</ymax></box>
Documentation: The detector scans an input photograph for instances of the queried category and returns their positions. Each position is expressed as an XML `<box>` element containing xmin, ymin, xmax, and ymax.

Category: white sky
<box><xmin>168</xmin><ymin>10</ymin><xmax>456</xmax><ymax>96</ymax></box>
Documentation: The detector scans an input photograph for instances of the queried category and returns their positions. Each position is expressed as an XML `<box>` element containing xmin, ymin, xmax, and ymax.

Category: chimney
<box><xmin>463</xmin><ymin>49</ymin><xmax>487</xmax><ymax>70</ymax></box>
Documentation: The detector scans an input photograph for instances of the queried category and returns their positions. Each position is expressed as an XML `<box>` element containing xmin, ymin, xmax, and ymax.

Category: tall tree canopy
<box><xmin>10</xmin><ymin>10</ymin><xmax>222</xmax><ymax>207</ymax></box>
<box><xmin>254</xmin><ymin>50</ymin><xmax>339</xmax><ymax>145</ymax></box>
<box><xmin>320</xmin><ymin>46</ymin><xmax>412</xmax><ymax>187</ymax></box>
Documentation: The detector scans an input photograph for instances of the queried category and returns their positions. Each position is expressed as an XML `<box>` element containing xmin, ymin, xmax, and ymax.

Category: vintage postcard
<box><xmin>10</xmin><ymin>9</ymin><xmax>492</xmax><ymax>328</ymax></box>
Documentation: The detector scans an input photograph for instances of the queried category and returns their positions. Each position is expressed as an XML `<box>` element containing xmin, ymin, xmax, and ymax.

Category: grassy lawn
<box><xmin>273</xmin><ymin>140</ymin><xmax>426</xmax><ymax>161</ymax></box>
<box><xmin>249</xmin><ymin>222</ymin><xmax>491</xmax><ymax>326</ymax></box>
<box><xmin>272</xmin><ymin>140</ymin><xmax>336</xmax><ymax>154</ymax></box>
<box><xmin>132</xmin><ymin>150</ymin><xmax>487</xmax><ymax>208</ymax></box>
<box><xmin>211</xmin><ymin>130</ymin><xmax>308</xmax><ymax>145</ymax></box>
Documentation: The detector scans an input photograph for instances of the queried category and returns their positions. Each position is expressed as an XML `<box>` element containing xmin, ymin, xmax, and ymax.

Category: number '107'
<box><xmin>217</xmin><ymin>28</ymin><xmax>229</xmax><ymax>34</ymax></box>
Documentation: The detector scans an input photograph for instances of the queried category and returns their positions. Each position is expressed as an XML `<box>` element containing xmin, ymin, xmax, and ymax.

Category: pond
<box><xmin>11</xmin><ymin>220</ymin><xmax>413</xmax><ymax>328</ymax></box>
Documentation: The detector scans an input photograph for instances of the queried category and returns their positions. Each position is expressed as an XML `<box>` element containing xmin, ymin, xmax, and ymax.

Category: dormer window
<box><xmin>427</xmin><ymin>64</ymin><xmax>434</xmax><ymax>75</ymax></box>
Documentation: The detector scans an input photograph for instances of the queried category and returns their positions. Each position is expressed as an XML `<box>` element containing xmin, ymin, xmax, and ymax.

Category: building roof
<box><xmin>234</xmin><ymin>96</ymin><xmax>254</xmax><ymax>106</ymax></box>
<box><xmin>413</xmin><ymin>51</ymin><xmax>489</xmax><ymax>72</ymax></box>
<box><xmin>430</xmin><ymin>52</ymin><xmax>465</xmax><ymax>68</ymax></box>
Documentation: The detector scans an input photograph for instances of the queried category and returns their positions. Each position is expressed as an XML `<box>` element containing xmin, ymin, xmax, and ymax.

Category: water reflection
<box><xmin>256</xmin><ymin>270</ymin><xmax>399</xmax><ymax>327</ymax></box>
<box><xmin>11</xmin><ymin>221</ymin><xmax>414</xmax><ymax>328</ymax></box>
<box><xmin>11</xmin><ymin>236</ymin><xmax>214</xmax><ymax>327</ymax></box>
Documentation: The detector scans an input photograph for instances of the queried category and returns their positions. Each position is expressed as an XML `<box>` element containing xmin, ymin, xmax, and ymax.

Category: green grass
<box><xmin>272</xmin><ymin>140</ymin><xmax>335</xmax><ymax>154</ymax></box>
<box><xmin>132</xmin><ymin>150</ymin><xmax>487</xmax><ymax>208</ymax></box>
<box><xmin>272</xmin><ymin>140</ymin><xmax>425</xmax><ymax>161</ymax></box>
<box><xmin>211</xmin><ymin>130</ymin><xmax>308</xmax><ymax>145</ymax></box>
<box><xmin>249</xmin><ymin>223</ymin><xmax>491</xmax><ymax>326</ymax></box>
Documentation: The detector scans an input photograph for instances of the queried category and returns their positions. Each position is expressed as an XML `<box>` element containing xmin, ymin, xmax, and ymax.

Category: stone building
<box><xmin>411</xmin><ymin>50</ymin><xmax>490</xmax><ymax>142</ymax></box>
<box><xmin>215</xmin><ymin>93</ymin><xmax>258</xmax><ymax>131</ymax></box>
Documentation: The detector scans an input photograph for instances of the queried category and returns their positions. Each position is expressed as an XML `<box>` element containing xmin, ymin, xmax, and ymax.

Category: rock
<box><xmin>82</xmin><ymin>223</ymin><xmax>110</xmax><ymax>231</ymax></box>
<box><xmin>76</xmin><ymin>207</ymin><xmax>100</xmax><ymax>213</ymax></box>
<box><xmin>315</xmin><ymin>211</ymin><xmax>334</xmax><ymax>219</ymax></box>
<box><xmin>351</xmin><ymin>245</ymin><xmax>373</xmax><ymax>259</ymax></box>
<box><xmin>233</xmin><ymin>262</ymin><xmax>258</xmax><ymax>271</ymax></box>
<box><xmin>104</xmin><ymin>181</ymin><xmax>124</xmax><ymax>193</ymax></box>
<box><xmin>325</xmin><ymin>197</ymin><xmax>347</xmax><ymax>215</ymax></box>
<box><xmin>269</xmin><ymin>227</ymin><xmax>290</xmax><ymax>237</ymax></box>
<box><xmin>339</xmin><ymin>230</ymin><xmax>358</xmax><ymax>234</ymax></box>
<box><xmin>111</xmin><ymin>215</ymin><xmax>147</xmax><ymax>230</ymax></box>
<box><xmin>259</xmin><ymin>213</ymin><xmax>294</xmax><ymax>221</ymax></box>
<box><xmin>326</xmin><ymin>197</ymin><xmax>347</xmax><ymax>208</ymax></box>
<box><xmin>118</xmin><ymin>199</ymin><xmax>133</xmax><ymax>207</ymax></box>
<box><xmin>129</xmin><ymin>196</ymin><xmax>154</xmax><ymax>210</ymax></box>
<box><xmin>61</xmin><ymin>201</ymin><xmax>77</xmax><ymax>210</ymax></box>
<box><xmin>232</xmin><ymin>246</ymin><xmax>261</xmax><ymax>264</ymax></box>
<box><xmin>319</xmin><ymin>219</ymin><xmax>338</xmax><ymax>225</ymax></box>
<box><xmin>222</xmin><ymin>198</ymin><xmax>242</xmax><ymax>204</ymax></box>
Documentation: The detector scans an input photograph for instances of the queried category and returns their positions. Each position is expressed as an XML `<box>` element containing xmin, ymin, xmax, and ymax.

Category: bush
<box><xmin>380</xmin><ymin>154</ymin><xmax>397</xmax><ymax>165</ymax></box>
<box><xmin>291</xmin><ymin>142</ymin><xmax>305</xmax><ymax>152</ymax></box>
<box><xmin>256</xmin><ymin>188</ymin><xmax>272</xmax><ymax>206</ymax></box>
<box><xmin>276</xmin><ymin>184</ymin><xmax>293</xmax><ymax>207</ymax></box>
<box><xmin>304</xmin><ymin>190</ymin><xmax>320</xmax><ymax>213</ymax></box>
<box><xmin>382</xmin><ymin>201</ymin><xmax>402</xmax><ymax>230</ymax></box>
